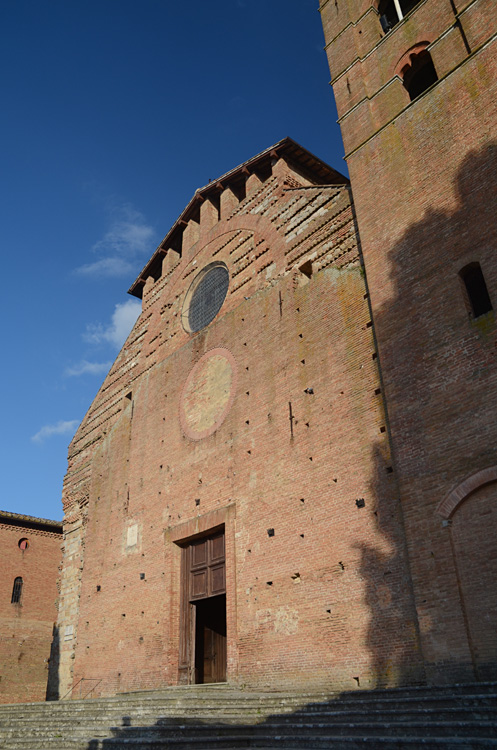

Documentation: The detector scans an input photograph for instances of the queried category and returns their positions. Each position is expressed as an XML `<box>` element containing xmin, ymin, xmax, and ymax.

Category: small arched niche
<box><xmin>400</xmin><ymin>48</ymin><xmax>438</xmax><ymax>101</ymax></box>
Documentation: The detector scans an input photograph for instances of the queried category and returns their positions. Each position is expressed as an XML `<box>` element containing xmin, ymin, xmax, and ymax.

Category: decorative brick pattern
<box><xmin>55</xmin><ymin>144</ymin><xmax>423</xmax><ymax>699</ymax></box>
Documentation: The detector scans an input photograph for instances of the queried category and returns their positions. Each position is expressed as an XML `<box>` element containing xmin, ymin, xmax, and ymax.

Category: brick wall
<box><xmin>0</xmin><ymin>518</ymin><xmax>62</xmax><ymax>703</ymax></box>
<box><xmin>320</xmin><ymin>0</ymin><xmax>497</xmax><ymax>682</ymax></box>
<box><xmin>56</xmin><ymin>146</ymin><xmax>424</xmax><ymax>698</ymax></box>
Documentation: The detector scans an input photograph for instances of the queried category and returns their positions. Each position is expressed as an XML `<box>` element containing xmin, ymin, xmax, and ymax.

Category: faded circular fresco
<box><xmin>179</xmin><ymin>348</ymin><xmax>237</xmax><ymax>440</ymax></box>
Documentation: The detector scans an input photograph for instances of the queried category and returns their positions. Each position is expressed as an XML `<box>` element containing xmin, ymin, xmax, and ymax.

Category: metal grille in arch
<box><xmin>188</xmin><ymin>264</ymin><xmax>229</xmax><ymax>333</ymax></box>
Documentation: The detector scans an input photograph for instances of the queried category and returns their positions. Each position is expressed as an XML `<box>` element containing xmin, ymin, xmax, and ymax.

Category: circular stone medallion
<box><xmin>179</xmin><ymin>348</ymin><xmax>237</xmax><ymax>440</ymax></box>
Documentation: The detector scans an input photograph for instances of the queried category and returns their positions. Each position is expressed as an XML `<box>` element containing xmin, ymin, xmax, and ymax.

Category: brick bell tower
<box><xmin>320</xmin><ymin>0</ymin><xmax>497</xmax><ymax>683</ymax></box>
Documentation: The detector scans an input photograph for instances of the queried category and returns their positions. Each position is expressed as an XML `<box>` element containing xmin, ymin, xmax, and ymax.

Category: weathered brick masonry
<box><xmin>320</xmin><ymin>0</ymin><xmax>497</xmax><ymax>682</ymax></box>
<box><xmin>55</xmin><ymin>0</ymin><xmax>497</xmax><ymax>700</ymax></box>
<box><xmin>0</xmin><ymin>512</ymin><xmax>62</xmax><ymax>703</ymax></box>
<box><xmin>55</xmin><ymin>140</ymin><xmax>423</xmax><ymax>698</ymax></box>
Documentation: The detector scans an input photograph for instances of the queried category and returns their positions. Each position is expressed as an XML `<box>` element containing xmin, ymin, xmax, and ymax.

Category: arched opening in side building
<box><xmin>450</xmin><ymin>482</ymin><xmax>497</xmax><ymax>680</ymax></box>
<box><xmin>439</xmin><ymin>471</ymin><xmax>497</xmax><ymax>681</ymax></box>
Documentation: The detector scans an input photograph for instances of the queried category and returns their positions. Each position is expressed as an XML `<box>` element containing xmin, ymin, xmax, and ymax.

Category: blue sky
<box><xmin>1</xmin><ymin>0</ymin><xmax>345</xmax><ymax>521</ymax></box>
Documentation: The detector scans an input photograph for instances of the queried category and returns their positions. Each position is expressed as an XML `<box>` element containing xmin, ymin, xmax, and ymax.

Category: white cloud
<box><xmin>64</xmin><ymin>360</ymin><xmax>113</xmax><ymax>377</ymax></box>
<box><xmin>74</xmin><ymin>257</ymin><xmax>136</xmax><ymax>278</ymax></box>
<box><xmin>31</xmin><ymin>420</ymin><xmax>79</xmax><ymax>443</ymax></box>
<box><xmin>84</xmin><ymin>299</ymin><xmax>141</xmax><ymax>349</ymax></box>
<box><xmin>93</xmin><ymin>207</ymin><xmax>154</xmax><ymax>255</ymax></box>
<box><xmin>75</xmin><ymin>203</ymin><xmax>155</xmax><ymax>278</ymax></box>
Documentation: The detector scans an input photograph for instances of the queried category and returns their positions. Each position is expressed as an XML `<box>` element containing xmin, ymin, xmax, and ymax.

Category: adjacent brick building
<box><xmin>54</xmin><ymin>0</ymin><xmax>496</xmax><ymax>699</ymax></box>
<box><xmin>0</xmin><ymin>511</ymin><xmax>62</xmax><ymax>703</ymax></box>
<box><xmin>320</xmin><ymin>0</ymin><xmax>497</xmax><ymax>683</ymax></box>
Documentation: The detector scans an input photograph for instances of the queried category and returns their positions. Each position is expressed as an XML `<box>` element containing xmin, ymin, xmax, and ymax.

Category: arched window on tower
<box><xmin>401</xmin><ymin>49</ymin><xmax>438</xmax><ymax>100</ymax></box>
<box><xmin>459</xmin><ymin>263</ymin><xmax>493</xmax><ymax>318</ymax></box>
<box><xmin>378</xmin><ymin>0</ymin><xmax>421</xmax><ymax>32</ymax></box>
<box><xmin>11</xmin><ymin>577</ymin><xmax>23</xmax><ymax>604</ymax></box>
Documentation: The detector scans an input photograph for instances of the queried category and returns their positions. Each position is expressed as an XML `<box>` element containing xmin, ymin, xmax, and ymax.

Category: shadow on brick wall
<box><xmin>360</xmin><ymin>142</ymin><xmax>497</xmax><ymax>686</ymax></box>
<box><xmin>357</xmin><ymin>445</ymin><xmax>424</xmax><ymax>689</ymax></box>
<box><xmin>46</xmin><ymin>624</ymin><xmax>60</xmax><ymax>701</ymax></box>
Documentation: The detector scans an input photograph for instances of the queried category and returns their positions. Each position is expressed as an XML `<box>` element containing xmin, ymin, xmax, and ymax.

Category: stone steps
<box><xmin>1</xmin><ymin>705</ymin><xmax>497</xmax><ymax>728</ymax></box>
<box><xmin>0</xmin><ymin>682</ymin><xmax>496</xmax><ymax>749</ymax></box>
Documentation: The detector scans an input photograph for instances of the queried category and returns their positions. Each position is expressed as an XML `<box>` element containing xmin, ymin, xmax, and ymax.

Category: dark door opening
<box><xmin>194</xmin><ymin>594</ymin><xmax>226</xmax><ymax>684</ymax></box>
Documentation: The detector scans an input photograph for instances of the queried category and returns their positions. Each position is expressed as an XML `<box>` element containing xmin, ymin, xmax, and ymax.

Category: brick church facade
<box><xmin>54</xmin><ymin>0</ymin><xmax>497</xmax><ymax>699</ymax></box>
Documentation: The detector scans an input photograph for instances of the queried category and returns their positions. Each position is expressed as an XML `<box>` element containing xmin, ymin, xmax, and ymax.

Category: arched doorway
<box><xmin>446</xmin><ymin>479</ymin><xmax>497</xmax><ymax>679</ymax></box>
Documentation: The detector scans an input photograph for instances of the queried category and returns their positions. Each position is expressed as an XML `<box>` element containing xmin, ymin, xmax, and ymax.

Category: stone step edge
<box><xmin>3</xmin><ymin>719</ymin><xmax>497</xmax><ymax>737</ymax></box>
<box><xmin>2</xmin><ymin>734</ymin><xmax>495</xmax><ymax>748</ymax></box>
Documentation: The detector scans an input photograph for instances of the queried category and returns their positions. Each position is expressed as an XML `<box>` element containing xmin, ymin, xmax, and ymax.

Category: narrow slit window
<box><xmin>460</xmin><ymin>263</ymin><xmax>493</xmax><ymax>318</ymax></box>
<box><xmin>11</xmin><ymin>577</ymin><xmax>23</xmax><ymax>604</ymax></box>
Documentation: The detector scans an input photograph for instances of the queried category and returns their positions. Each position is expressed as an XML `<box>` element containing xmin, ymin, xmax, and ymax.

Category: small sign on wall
<box><xmin>126</xmin><ymin>523</ymin><xmax>138</xmax><ymax>548</ymax></box>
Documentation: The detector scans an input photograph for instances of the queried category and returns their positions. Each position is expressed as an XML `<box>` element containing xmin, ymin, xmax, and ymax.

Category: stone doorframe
<box><xmin>165</xmin><ymin>503</ymin><xmax>237</xmax><ymax>685</ymax></box>
<box><xmin>435</xmin><ymin>467</ymin><xmax>497</xmax><ymax>681</ymax></box>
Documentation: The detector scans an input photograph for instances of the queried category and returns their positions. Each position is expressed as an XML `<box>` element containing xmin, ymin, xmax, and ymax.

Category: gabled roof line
<box><xmin>128</xmin><ymin>137</ymin><xmax>347</xmax><ymax>298</ymax></box>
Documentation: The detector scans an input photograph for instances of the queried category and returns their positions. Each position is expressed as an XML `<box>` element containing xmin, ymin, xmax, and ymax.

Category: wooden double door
<box><xmin>180</xmin><ymin>529</ymin><xmax>227</xmax><ymax>684</ymax></box>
